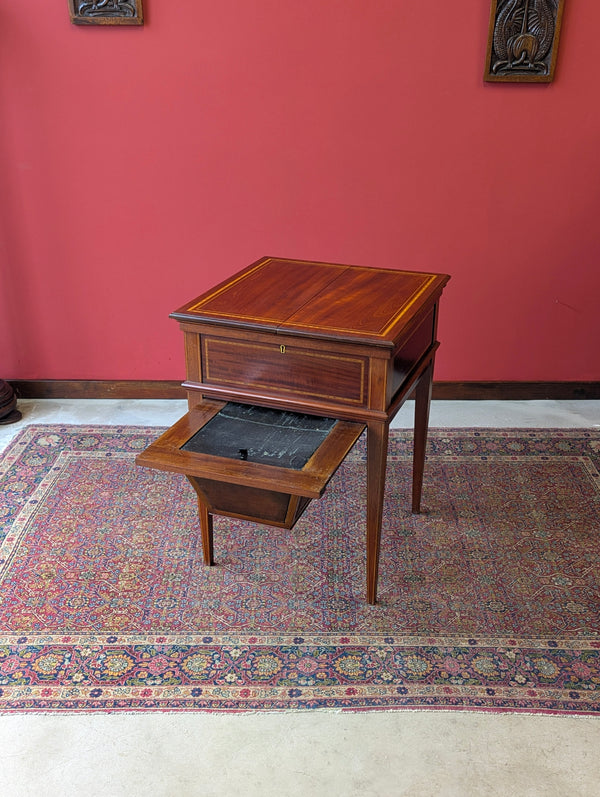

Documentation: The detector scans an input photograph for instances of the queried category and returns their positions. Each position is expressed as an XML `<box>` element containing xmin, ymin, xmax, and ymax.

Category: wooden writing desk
<box><xmin>139</xmin><ymin>257</ymin><xmax>450</xmax><ymax>604</ymax></box>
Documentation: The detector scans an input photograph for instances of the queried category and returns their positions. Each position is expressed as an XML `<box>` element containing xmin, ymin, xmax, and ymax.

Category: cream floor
<box><xmin>1</xmin><ymin>399</ymin><xmax>600</xmax><ymax>797</ymax></box>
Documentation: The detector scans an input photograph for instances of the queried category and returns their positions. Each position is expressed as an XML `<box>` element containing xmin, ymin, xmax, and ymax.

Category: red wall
<box><xmin>2</xmin><ymin>1</ymin><xmax>599</xmax><ymax>382</ymax></box>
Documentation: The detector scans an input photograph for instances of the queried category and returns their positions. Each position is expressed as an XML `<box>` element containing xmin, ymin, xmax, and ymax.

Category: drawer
<box><xmin>136</xmin><ymin>400</ymin><xmax>365</xmax><ymax>529</ymax></box>
<box><xmin>202</xmin><ymin>336</ymin><xmax>369</xmax><ymax>407</ymax></box>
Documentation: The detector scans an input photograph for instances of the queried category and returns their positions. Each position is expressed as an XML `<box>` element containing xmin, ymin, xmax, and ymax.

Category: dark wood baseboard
<box><xmin>8</xmin><ymin>379</ymin><xmax>600</xmax><ymax>401</ymax></box>
<box><xmin>10</xmin><ymin>380</ymin><xmax>187</xmax><ymax>400</ymax></box>
<box><xmin>432</xmin><ymin>381</ymin><xmax>600</xmax><ymax>400</ymax></box>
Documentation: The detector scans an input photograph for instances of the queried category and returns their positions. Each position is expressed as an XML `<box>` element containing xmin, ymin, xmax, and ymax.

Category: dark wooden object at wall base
<box><xmin>0</xmin><ymin>380</ymin><xmax>21</xmax><ymax>425</ymax></box>
<box><xmin>484</xmin><ymin>0</ymin><xmax>565</xmax><ymax>83</ymax></box>
<box><xmin>68</xmin><ymin>0</ymin><xmax>144</xmax><ymax>25</ymax></box>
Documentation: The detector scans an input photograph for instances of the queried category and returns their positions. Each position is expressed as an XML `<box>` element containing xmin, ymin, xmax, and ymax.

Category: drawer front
<box><xmin>202</xmin><ymin>336</ymin><xmax>368</xmax><ymax>406</ymax></box>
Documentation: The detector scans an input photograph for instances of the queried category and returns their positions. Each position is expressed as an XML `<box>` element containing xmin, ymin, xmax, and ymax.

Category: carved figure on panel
<box><xmin>68</xmin><ymin>0</ymin><xmax>143</xmax><ymax>25</ymax></box>
<box><xmin>78</xmin><ymin>1</ymin><xmax>137</xmax><ymax>17</ymax></box>
<box><xmin>484</xmin><ymin>0</ymin><xmax>565</xmax><ymax>82</ymax></box>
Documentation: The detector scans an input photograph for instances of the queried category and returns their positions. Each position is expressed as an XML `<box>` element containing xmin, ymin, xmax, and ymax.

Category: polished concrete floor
<box><xmin>1</xmin><ymin>399</ymin><xmax>600</xmax><ymax>796</ymax></box>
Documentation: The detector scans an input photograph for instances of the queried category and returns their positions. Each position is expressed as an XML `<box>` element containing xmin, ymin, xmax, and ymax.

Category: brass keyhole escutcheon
<box><xmin>280</xmin><ymin>345</ymin><xmax>286</xmax><ymax>354</ymax></box>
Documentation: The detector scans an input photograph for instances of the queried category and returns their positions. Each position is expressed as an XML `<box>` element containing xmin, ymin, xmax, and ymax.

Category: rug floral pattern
<box><xmin>1</xmin><ymin>425</ymin><xmax>599</xmax><ymax>713</ymax></box>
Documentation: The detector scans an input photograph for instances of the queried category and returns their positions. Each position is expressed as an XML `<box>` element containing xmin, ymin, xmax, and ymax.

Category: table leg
<box><xmin>187</xmin><ymin>476</ymin><xmax>215</xmax><ymax>565</ymax></box>
<box><xmin>366</xmin><ymin>420</ymin><xmax>389</xmax><ymax>604</ymax></box>
<box><xmin>412</xmin><ymin>358</ymin><xmax>434</xmax><ymax>514</ymax></box>
<box><xmin>198</xmin><ymin>500</ymin><xmax>215</xmax><ymax>566</ymax></box>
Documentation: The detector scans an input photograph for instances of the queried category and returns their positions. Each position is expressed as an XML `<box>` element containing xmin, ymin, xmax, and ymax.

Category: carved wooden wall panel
<box><xmin>484</xmin><ymin>0</ymin><xmax>565</xmax><ymax>82</ymax></box>
<box><xmin>68</xmin><ymin>0</ymin><xmax>144</xmax><ymax>25</ymax></box>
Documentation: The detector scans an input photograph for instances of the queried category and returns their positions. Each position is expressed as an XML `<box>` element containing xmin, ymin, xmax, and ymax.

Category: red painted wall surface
<box><xmin>1</xmin><ymin>1</ymin><xmax>599</xmax><ymax>382</ymax></box>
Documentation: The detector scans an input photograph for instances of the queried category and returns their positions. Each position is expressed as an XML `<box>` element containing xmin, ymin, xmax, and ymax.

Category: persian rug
<box><xmin>0</xmin><ymin>424</ymin><xmax>599</xmax><ymax>715</ymax></box>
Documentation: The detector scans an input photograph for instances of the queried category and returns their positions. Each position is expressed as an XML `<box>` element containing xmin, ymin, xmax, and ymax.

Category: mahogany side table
<box><xmin>137</xmin><ymin>257</ymin><xmax>450</xmax><ymax>604</ymax></box>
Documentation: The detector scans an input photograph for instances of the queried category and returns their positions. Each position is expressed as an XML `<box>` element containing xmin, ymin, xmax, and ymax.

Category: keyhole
<box><xmin>280</xmin><ymin>345</ymin><xmax>286</xmax><ymax>354</ymax></box>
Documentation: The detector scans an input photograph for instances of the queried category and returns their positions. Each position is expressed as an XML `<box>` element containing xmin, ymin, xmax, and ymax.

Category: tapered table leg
<box><xmin>412</xmin><ymin>358</ymin><xmax>434</xmax><ymax>514</ymax></box>
<box><xmin>198</xmin><ymin>500</ymin><xmax>214</xmax><ymax>566</ymax></box>
<box><xmin>187</xmin><ymin>476</ymin><xmax>214</xmax><ymax>565</ymax></box>
<box><xmin>366</xmin><ymin>420</ymin><xmax>389</xmax><ymax>604</ymax></box>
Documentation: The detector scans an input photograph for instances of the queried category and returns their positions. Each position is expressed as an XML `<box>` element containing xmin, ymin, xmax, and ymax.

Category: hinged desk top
<box><xmin>171</xmin><ymin>257</ymin><xmax>450</xmax><ymax>348</ymax></box>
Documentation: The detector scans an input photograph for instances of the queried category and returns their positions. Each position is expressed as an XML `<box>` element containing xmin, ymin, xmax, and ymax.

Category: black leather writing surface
<box><xmin>181</xmin><ymin>403</ymin><xmax>337</xmax><ymax>470</ymax></box>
